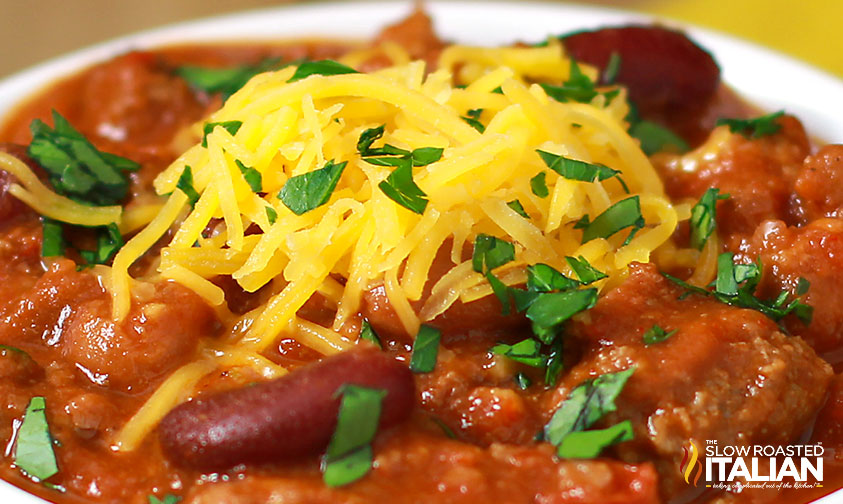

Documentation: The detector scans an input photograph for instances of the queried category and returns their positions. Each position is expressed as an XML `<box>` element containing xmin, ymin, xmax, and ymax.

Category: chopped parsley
<box><xmin>544</xmin><ymin>338</ymin><xmax>564</xmax><ymax>387</ymax></box>
<box><xmin>604</xmin><ymin>52</ymin><xmax>621</xmax><ymax>84</ymax></box>
<box><xmin>14</xmin><ymin>397</ymin><xmax>58</xmax><ymax>482</ymax></box>
<box><xmin>689</xmin><ymin>188</ymin><xmax>729</xmax><ymax>250</ymax></box>
<box><xmin>527</xmin><ymin>288</ymin><xmax>598</xmax><ymax>344</ymax></box>
<box><xmin>578</xmin><ymin>196</ymin><xmax>645</xmax><ymax>244</ymax></box>
<box><xmin>41</xmin><ymin>218</ymin><xmax>65</xmax><ymax>258</ymax></box>
<box><xmin>630</xmin><ymin>120</ymin><xmax>689</xmax><ymax>155</ymax></box>
<box><xmin>717</xmin><ymin>110</ymin><xmax>784</xmax><ymax>139</ymax></box>
<box><xmin>530</xmin><ymin>171</ymin><xmax>549</xmax><ymax>198</ymax></box>
<box><xmin>148</xmin><ymin>495</ymin><xmax>182</xmax><ymax>504</ymax></box>
<box><xmin>176</xmin><ymin>165</ymin><xmax>200</xmax><ymax>206</ymax></box>
<box><xmin>664</xmin><ymin>252</ymin><xmax>813</xmax><ymax>326</ymax></box>
<box><xmin>201</xmin><ymin>120</ymin><xmax>242</xmax><ymax>148</ymax></box>
<box><xmin>79</xmin><ymin>224</ymin><xmax>124</xmax><ymax>265</ymax></box>
<box><xmin>556</xmin><ymin>420</ymin><xmax>634</xmax><ymax>459</ymax></box>
<box><xmin>565</xmin><ymin>256</ymin><xmax>608</xmax><ymax>284</ymax></box>
<box><xmin>526</xmin><ymin>263</ymin><xmax>579</xmax><ymax>293</ymax></box>
<box><xmin>536</xmin><ymin>150</ymin><xmax>626</xmax><ymax>188</ymax></box>
<box><xmin>236</xmin><ymin>160</ymin><xmax>262</xmax><ymax>193</ymax></box>
<box><xmin>176</xmin><ymin>58</ymin><xmax>280</xmax><ymax>99</ymax></box>
<box><xmin>507</xmin><ymin>199</ymin><xmax>530</xmax><ymax>219</ymax></box>
<box><xmin>28</xmin><ymin>110</ymin><xmax>140</xmax><ymax>205</ymax></box>
<box><xmin>491</xmin><ymin>338</ymin><xmax>548</xmax><ymax>368</ymax></box>
<box><xmin>356</xmin><ymin>126</ymin><xmax>440</xmax><ymax>215</ymax></box>
<box><xmin>514</xmin><ymin>372</ymin><xmax>532</xmax><ymax>390</ymax></box>
<box><xmin>265</xmin><ymin>205</ymin><xmax>278</xmax><ymax>225</ymax></box>
<box><xmin>322</xmin><ymin>385</ymin><xmax>385</xmax><ymax>487</ymax></box>
<box><xmin>279</xmin><ymin>159</ymin><xmax>347</xmax><ymax>215</ymax></box>
<box><xmin>359</xmin><ymin>320</ymin><xmax>382</xmax><ymax>349</ymax></box>
<box><xmin>540</xmin><ymin>59</ymin><xmax>619</xmax><ymax>105</ymax></box>
<box><xmin>544</xmin><ymin>368</ymin><xmax>635</xmax><ymax>458</ymax></box>
<box><xmin>472</xmin><ymin>234</ymin><xmax>516</xmax><ymax>273</ymax></box>
<box><xmin>288</xmin><ymin>60</ymin><xmax>359</xmax><ymax>83</ymax></box>
<box><xmin>642</xmin><ymin>325</ymin><xmax>677</xmax><ymax>346</ymax></box>
<box><xmin>409</xmin><ymin>325</ymin><xmax>441</xmax><ymax>373</ymax></box>
<box><xmin>461</xmin><ymin>108</ymin><xmax>485</xmax><ymax>133</ymax></box>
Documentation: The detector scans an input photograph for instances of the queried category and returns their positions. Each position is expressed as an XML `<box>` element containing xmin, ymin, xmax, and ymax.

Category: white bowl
<box><xmin>0</xmin><ymin>1</ymin><xmax>841</xmax><ymax>503</ymax></box>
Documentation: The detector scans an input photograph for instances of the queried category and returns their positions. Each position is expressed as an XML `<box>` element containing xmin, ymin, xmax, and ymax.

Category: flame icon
<box><xmin>680</xmin><ymin>441</ymin><xmax>703</xmax><ymax>486</ymax></box>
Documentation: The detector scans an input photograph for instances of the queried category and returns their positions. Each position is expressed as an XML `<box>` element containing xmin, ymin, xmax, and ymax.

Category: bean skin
<box><xmin>158</xmin><ymin>347</ymin><xmax>415</xmax><ymax>471</ymax></box>
<box><xmin>563</xmin><ymin>26</ymin><xmax>720</xmax><ymax>117</ymax></box>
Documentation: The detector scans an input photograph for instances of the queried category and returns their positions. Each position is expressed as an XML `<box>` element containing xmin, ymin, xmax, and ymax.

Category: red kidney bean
<box><xmin>563</xmin><ymin>26</ymin><xmax>720</xmax><ymax>117</ymax></box>
<box><xmin>0</xmin><ymin>143</ymin><xmax>43</xmax><ymax>222</ymax></box>
<box><xmin>158</xmin><ymin>347</ymin><xmax>415</xmax><ymax>471</ymax></box>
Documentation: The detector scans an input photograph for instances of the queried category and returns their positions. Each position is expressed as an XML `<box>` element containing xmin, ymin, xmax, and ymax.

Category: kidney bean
<box><xmin>158</xmin><ymin>347</ymin><xmax>414</xmax><ymax>471</ymax></box>
<box><xmin>563</xmin><ymin>26</ymin><xmax>720</xmax><ymax>117</ymax></box>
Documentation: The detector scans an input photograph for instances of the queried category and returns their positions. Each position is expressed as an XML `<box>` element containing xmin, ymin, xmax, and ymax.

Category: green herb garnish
<box><xmin>544</xmin><ymin>368</ymin><xmax>635</xmax><ymax>458</ymax></box>
<box><xmin>530</xmin><ymin>171</ymin><xmax>549</xmax><ymax>198</ymax></box>
<box><xmin>177</xmin><ymin>58</ymin><xmax>280</xmax><ymax>99</ymax></box>
<box><xmin>28</xmin><ymin>110</ymin><xmax>139</xmax><ymax>205</ymax></box>
<box><xmin>664</xmin><ymin>252</ymin><xmax>813</xmax><ymax>325</ymax></box>
<box><xmin>565</xmin><ymin>256</ymin><xmax>608</xmax><ymax>284</ymax></box>
<box><xmin>556</xmin><ymin>420</ymin><xmax>633</xmax><ymax>459</ymax></box>
<box><xmin>716</xmin><ymin>110</ymin><xmax>784</xmax><ymax>139</ymax></box>
<box><xmin>279</xmin><ymin>159</ymin><xmax>347</xmax><ymax>215</ymax></box>
<box><xmin>514</xmin><ymin>372</ymin><xmax>532</xmax><ymax>390</ymax></box>
<box><xmin>544</xmin><ymin>338</ymin><xmax>564</xmax><ymax>387</ymax></box>
<box><xmin>642</xmin><ymin>325</ymin><xmax>677</xmax><ymax>346</ymax></box>
<box><xmin>490</xmin><ymin>338</ymin><xmax>548</xmax><ymax>368</ymax></box>
<box><xmin>461</xmin><ymin>108</ymin><xmax>485</xmax><ymax>133</ymax></box>
<box><xmin>201</xmin><ymin>120</ymin><xmax>242</xmax><ymax>148</ymax></box>
<box><xmin>526</xmin><ymin>263</ymin><xmax>579</xmax><ymax>292</ymax></box>
<box><xmin>176</xmin><ymin>165</ymin><xmax>200</xmax><ymax>206</ymax></box>
<box><xmin>41</xmin><ymin>218</ymin><xmax>65</xmax><ymax>258</ymax></box>
<box><xmin>322</xmin><ymin>385</ymin><xmax>385</xmax><ymax>487</ymax></box>
<box><xmin>148</xmin><ymin>495</ymin><xmax>182</xmax><ymax>504</ymax></box>
<box><xmin>377</xmin><ymin>160</ymin><xmax>428</xmax><ymax>214</ymax></box>
<box><xmin>689</xmin><ymin>188</ymin><xmax>729</xmax><ymax>250</ymax></box>
<box><xmin>629</xmin><ymin>120</ymin><xmax>689</xmax><ymax>155</ymax></box>
<box><xmin>579</xmin><ymin>196</ymin><xmax>645</xmax><ymax>244</ymax></box>
<box><xmin>409</xmin><ymin>325</ymin><xmax>441</xmax><ymax>373</ymax></box>
<box><xmin>526</xmin><ymin>288</ymin><xmax>598</xmax><ymax>344</ymax></box>
<box><xmin>79</xmin><ymin>224</ymin><xmax>124</xmax><ymax>265</ymax></box>
<box><xmin>359</xmin><ymin>320</ymin><xmax>382</xmax><ymax>349</ymax></box>
<box><xmin>507</xmin><ymin>199</ymin><xmax>530</xmax><ymax>219</ymax></box>
<box><xmin>604</xmin><ymin>52</ymin><xmax>621</xmax><ymax>84</ymax></box>
<box><xmin>537</xmin><ymin>150</ymin><xmax>625</xmax><ymax>187</ymax></box>
<box><xmin>288</xmin><ymin>60</ymin><xmax>359</xmax><ymax>83</ymax></box>
<box><xmin>236</xmin><ymin>160</ymin><xmax>262</xmax><ymax>193</ymax></box>
<box><xmin>265</xmin><ymin>206</ymin><xmax>278</xmax><ymax>225</ymax></box>
<box><xmin>472</xmin><ymin>234</ymin><xmax>515</xmax><ymax>273</ymax></box>
<box><xmin>14</xmin><ymin>397</ymin><xmax>58</xmax><ymax>481</ymax></box>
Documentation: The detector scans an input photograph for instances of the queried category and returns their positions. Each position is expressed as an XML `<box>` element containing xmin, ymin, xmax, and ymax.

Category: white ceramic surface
<box><xmin>0</xmin><ymin>1</ymin><xmax>841</xmax><ymax>502</ymax></box>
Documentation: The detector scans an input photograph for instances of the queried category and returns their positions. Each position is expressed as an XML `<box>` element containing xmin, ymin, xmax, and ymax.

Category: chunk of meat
<box><xmin>373</xmin><ymin>9</ymin><xmax>444</xmax><ymax>67</ymax></box>
<box><xmin>61</xmin><ymin>280</ymin><xmax>218</xmax><ymax>392</ymax></box>
<box><xmin>742</xmin><ymin>218</ymin><xmax>843</xmax><ymax>357</ymax></box>
<box><xmin>656</xmin><ymin>115</ymin><xmax>810</xmax><ymax>251</ymax></box>
<box><xmin>185</xmin><ymin>427</ymin><xmax>659</xmax><ymax>504</ymax></box>
<box><xmin>794</xmin><ymin>144</ymin><xmax>843</xmax><ymax>221</ymax></box>
<box><xmin>560</xmin><ymin>262</ymin><xmax>831</xmax><ymax>498</ymax></box>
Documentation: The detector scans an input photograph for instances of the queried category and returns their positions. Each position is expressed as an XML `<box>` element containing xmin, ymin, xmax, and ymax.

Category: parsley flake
<box><xmin>236</xmin><ymin>160</ymin><xmax>262</xmax><ymax>193</ymax></box>
<box><xmin>717</xmin><ymin>110</ymin><xmax>784</xmax><ymax>139</ymax></box>
<box><xmin>288</xmin><ymin>60</ymin><xmax>359</xmax><ymax>83</ymax></box>
<box><xmin>630</xmin><ymin>120</ymin><xmax>689</xmax><ymax>155</ymax></box>
<box><xmin>201</xmin><ymin>120</ymin><xmax>242</xmax><ymax>148</ymax></box>
<box><xmin>604</xmin><ymin>52</ymin><xmax>621</xmax><ymax>84</ymax></box>
<box><xmin>565</xmin><ymin>256</ymin><xmax>608</xmax><ymax>284</ymax></box>
<box><xmin>556</xmin><ymin>420</ymin><xmax>634</xmax><ymax>459</ymax></box>
<box><xmin>526</xmin><ymin>263</ymin><xmax>579</xmax><ymax>292</ymax></box>
<box><xmin>148</xmin><ymin>494</ymin><xmax>182</xmax><ymax>504</ymax></box>
<box><xmin>530</xmin><ymin>171</ymin><xmax>549</xmax><ymax>198</ymax></box>
<box><xmin>359</xmin><ymin>320</ymin><xmax>382</xmax><ymax>349</ymax></box>
<box><xmin>642</xmin><ymin>325</ymin><xmax>677</xmax><ymax>346</ymax></box>
<box><xmin>689</xmin><ymin>188</ymin><xmax>729</xmax><ymax>250</ymax></box>
<box><xmin>409</xmin><ymin>325</ymin><xmax>441</xmax><ymax>373</ymax></box>
<box><xmin>279</xmin><ymin>159</ymin><xmax>347</xmax><ymax>215</ymax></box>
<box><xmin>527</xmin><ymin>288</ymin><xmax>598</xmax><ymax>344</ymax></box>
<box><xmin>14</xmin><ymin>397</ymin><xmax>58</xmax><ymax>481</ymax></box>
<box><xmin>537</xmin><ymin>150</ymin><xmax>625</xmax><ymax>186</ymax></box>
<box><xmin>41</xmin><ymin>218</ymin><xmax>65</xmax><ymax>258</ymax></box>
<box><xmin>472</xmin><ymin>234</ymin><xmax>516</xmax><ymax>273</ymax></box>
<box><xmin>461</xmin><ymin>108</ymin><xmax>486</xmax><ymax>133</ymax></box>
<box><xmin>579</xmin><ymin>196</ymin><xmax>645</xmax><ymax>244</ymax></box>
<box><xmin>544</xmin><ymin>368</ymin><xmax>635</xmax><ymax>455</ymax></box>
<box><xmin>176</xmin><ymin>166</ymin><xmax>200</xmax><ymax>206</ymax></box>
<box><xmin>177</xmin><ymin>58</ymin><xmax>280</xmax><ymax>99</ymax></box>
<box><xmin>491</xmin><ymin>338</ymin><xmax>548</xmax><ymax>368</ymax></box>
<box><xmin>507</xmin><ymin>199</ymin><xmax>530</xmax><ymax>219</ymax></box>
<box><xmin>514</xmin><ymin>372</ymin><xmax>533</xmax><ymax>390</ymax></box>
<box><xmin>377</xmin><ymin>160</ymin><xmax>428</xmax><ymax>214</ymax></box>
<box><xmin>322</xmin><ymin>385</ymin><xmax>385</xmax><ymax>487</ymax></box>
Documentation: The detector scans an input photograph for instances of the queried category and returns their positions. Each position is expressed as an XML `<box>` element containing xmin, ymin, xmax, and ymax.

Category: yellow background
<box><xmin>0</xmin><ymin>0</ymin><xmax>840</xmax><ymax>79</ymax></box>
